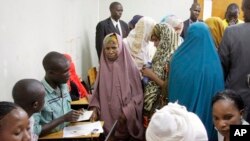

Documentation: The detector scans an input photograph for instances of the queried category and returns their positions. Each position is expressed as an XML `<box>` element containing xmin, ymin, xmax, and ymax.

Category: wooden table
<box><xmin>71</xmin><ymin>97</ymin><xmax>89</xmax><ymax>110</ymax></box>
<box><xmin>71</xmin><ymin>97</ymin><xmax>89</xmax><ymax>105</ymax></box>
<box><xmin>39</xmin><ymin>121</ymin><xmax>104</xmax><ymax>140</ymax></box>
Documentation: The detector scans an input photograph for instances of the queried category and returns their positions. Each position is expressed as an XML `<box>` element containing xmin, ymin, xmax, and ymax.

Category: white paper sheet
<box><xmin>63</xmin><ymin>121</ymin><xmax>103</xmax><ymax>138</ymax></box>
<box><xmin>77</xmin><ymin>110</ymin><xmax>93</xmax><ymax>121</ymax></box>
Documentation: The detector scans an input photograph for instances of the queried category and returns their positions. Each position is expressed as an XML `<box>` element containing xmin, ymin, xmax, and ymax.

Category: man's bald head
<box><xmin>109</xmin><ymin>2</ymin><xmax>123</xmax><ymax>21</ymax></box>
<box><xmin>190</xmin><ymin>3</ymin><xmax>201</xmax><ymax>10</ymax></box>
<box><xmin>42</xmin><ymin>51</ymin><xmax>70</xmax><ymax>87</ymax></box>
<box><xmin>42</xmin><ymin>51</ymin><xmax>69</xmax><ymax>71</ymax></box>
<box><xmin>12</xmin><ymin>79</ymin><xmax>45</xmax><ymax>117</ymax></box>
<box><xmin>190</xmin><ymin>3</ymin><xmax>201</xmax><ymax>21</ymax></box>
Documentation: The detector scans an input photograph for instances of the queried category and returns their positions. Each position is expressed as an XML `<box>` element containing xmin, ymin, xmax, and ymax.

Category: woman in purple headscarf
<box><xmin>128</xmin><ymin>15</ymin><xmax>143</xmax><ymax>31</ymax></box>
<box><xmin>89</xmin><ymin>33</ymin><xmax>144</xmax><ymax>141</ymax></box>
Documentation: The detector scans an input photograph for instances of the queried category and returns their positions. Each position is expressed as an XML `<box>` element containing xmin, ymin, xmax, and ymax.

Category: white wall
<box><xmin>0</xmin><ymin>0</ymin><xmax>193</xmax><ymax>101</ymax></box>
<box><xmin>0</xmin><ymin>0</ymin><xmax>98</xmax><ymax>101</ymax></box>
<box><xmin>203</xmin><ymin>0</ymin><xmax>212</xmax><ymax>20</ymax></box>
<box><xmin>99</xmin><ymin>0</ymin><xmax>193</xmax><ymax>24</ymax></box>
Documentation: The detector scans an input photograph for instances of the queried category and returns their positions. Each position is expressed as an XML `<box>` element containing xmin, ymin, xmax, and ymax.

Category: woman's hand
<box><xmin>118</xmin><ymin>112</ymin><xmax>126</xmax><ymax>124</ymax></box>
<box><xmin>89</xmin><ymin>107</ymin><xmax>99</xmax><ymax>122</ymax></box>
<box><xmin>165</xmin><ymin>64</ymin><xmax>169</xmax><ymax>74</ymax></box>
<box><xmin>141</xmin><ymin>67</ymin><xmax>154</xmax><ymax>79</ymax></box>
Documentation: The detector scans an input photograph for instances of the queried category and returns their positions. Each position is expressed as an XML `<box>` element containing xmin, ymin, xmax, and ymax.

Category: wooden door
<box><xmin>198</xmin><ymin>0</ymin><xmax>243</xmax><ymax>20</ymax></box>
<box><xmin>212</xmin><ymin>0</ymin><xmax>243</xmax><ymax>20</ymax></box>
<box><xmin>197</xmin><ymin>0</ymin><xmax>204</xmax><ymax>20</ymax></box>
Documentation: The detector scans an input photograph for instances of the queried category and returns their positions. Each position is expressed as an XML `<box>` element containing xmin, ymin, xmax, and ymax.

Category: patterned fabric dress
<box><xmin>143</xmin><ymin>23</ymin><xmax>179</xmax><ymax>120</ymax></box>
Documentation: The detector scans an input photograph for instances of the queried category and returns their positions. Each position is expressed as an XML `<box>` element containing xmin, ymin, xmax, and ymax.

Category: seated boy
<box><xmin>33</xmin><ymin>51</ymin><xmax>82</xmax><ymax>136</ymax></box>
<box><xmin>12</xmin><ymin>79</ymin><xmax>46</xmax><ymax>141</ymax></box>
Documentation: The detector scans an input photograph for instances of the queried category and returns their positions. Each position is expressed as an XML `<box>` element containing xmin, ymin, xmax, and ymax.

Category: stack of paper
<box><xmin>77</xmin><ymin>110</ymin><xmax>93</xmax><ymax>121</ymax></box>
<box><xmin>63</xmin><ymin>121</ymin><xmax>103</xmax><ymax>137</ymax></box>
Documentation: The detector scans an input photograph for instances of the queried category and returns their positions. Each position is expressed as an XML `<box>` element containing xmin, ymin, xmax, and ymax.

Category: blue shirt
<box><xmin>33</xmin><ymin>79</ymin><xmax>72</xmax><ymax>135</ymax></box>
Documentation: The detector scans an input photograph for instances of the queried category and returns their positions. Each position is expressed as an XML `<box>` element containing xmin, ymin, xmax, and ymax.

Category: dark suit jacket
<box><xmin>219</xmin><ymin>23</ymin><xmax>250</xmax><ymax>111</ymax></box>
<box><xmin>95</xmin><ymin>18</ymin><xmax>129</xmax><ymax>59</ymax></box>
<box><xmin>180</xmin><ymin>19</ymin><xmax>203</xmax><ymax>39</ymax></box>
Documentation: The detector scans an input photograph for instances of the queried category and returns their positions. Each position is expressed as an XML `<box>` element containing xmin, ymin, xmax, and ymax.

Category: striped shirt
<box><xmin>33</xmin><ymin>79</ymin><xmax>72</xmax><ymax>135</ymax></box>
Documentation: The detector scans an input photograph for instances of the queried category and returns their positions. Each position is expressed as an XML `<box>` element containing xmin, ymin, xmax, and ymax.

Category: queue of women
<box><xmin>86</xmin><ymin>10</ymin><xmax>250</xmax><ymax>141</ymax></box>
<box><xmin>1</xmin><ymin>5</ymin><xmax>249</xmax><ymax>141</ymax></box>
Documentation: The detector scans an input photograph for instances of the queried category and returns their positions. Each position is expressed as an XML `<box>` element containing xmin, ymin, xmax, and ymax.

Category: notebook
<box><xmin>77</xmin><ymin>110</ymin><xmax>93</xmax><ymax>121</ymax></box>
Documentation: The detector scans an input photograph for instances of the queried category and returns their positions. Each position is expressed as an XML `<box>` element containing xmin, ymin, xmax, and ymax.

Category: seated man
<box><xmin>12</xmin><ymin>79</ymin><xmax>46</xmax><ymax>141</ymax></box>
<box><xmin>222</xmin><ymin>3</ymin><xmax>244</xmax><ymax>28</ymax></box>
<box><xmin>33</xmin><ymin>51</ymin><xmax>82</xmax><ymax>136</ymax></box>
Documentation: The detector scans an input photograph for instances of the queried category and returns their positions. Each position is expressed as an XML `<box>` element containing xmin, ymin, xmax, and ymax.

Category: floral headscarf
<box><xmin>144</xmin><ymin>23</ymin><xmax>179</xmax><ymax>115</ymax></box>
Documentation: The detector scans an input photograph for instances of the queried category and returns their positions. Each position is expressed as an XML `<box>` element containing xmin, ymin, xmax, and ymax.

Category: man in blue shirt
<box><xmin>12</xmin><ymin>79</ymin><xmax>46</xmax><ymax>141</ymax></box>
<box><xmin>33</xmin><ymin>51</ymin><xmax>82</xmax><ymax>136</ymax></box>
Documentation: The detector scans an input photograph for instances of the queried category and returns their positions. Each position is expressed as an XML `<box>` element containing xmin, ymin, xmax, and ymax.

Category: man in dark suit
<box><xmin>219</xmin><ymin>0</ymin><xmax>250</xmax><ymax>122</ymax></box>
<box><xmin>95</xmin><ymin>2</ymin><xmax>129</xmax><ymax>59</ymax></box>
<box><xmin>181</xmin><ymin>3</ymin><xmax>203</xmax><ymax>39</ymax></box>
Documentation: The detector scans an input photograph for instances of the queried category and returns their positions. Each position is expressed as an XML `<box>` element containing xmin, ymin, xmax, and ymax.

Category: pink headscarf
<box><xmin>89</xmin><ymin>33</ymin><xmax>144</xmax><ymax>140</ymax></box>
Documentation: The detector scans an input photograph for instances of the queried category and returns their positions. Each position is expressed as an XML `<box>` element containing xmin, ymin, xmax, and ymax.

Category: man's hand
<box><xmin>63</xmin><ymin>110</ymin><xmax>83</xmax><ymax>122</ymax></box>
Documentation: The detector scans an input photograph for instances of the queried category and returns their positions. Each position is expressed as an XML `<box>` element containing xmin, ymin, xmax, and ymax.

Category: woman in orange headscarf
<box><xmin>205</xmin><ymin>17</ymin><xmax>225</xmax><ymax>48</ymax></box>
<box><xmin>64</xmin><ymin>54</ymin><xmax>89</xmax><ymax>100</ymax></box>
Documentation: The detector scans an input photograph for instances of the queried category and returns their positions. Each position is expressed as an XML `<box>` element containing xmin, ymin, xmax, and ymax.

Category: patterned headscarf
<box><xmin>144</xmin><ymin>23</ymin><xmax>179</xmax><ymax>114</ymax></box>
<box><xmin>125</xmin><ymin>17</ymin><xmax>156</xmax><ymax>69</ymax></box>
<box><xmin>103</xmin><ymin>34</ymin><xmax>118</xmax><ymax>46</ymax></box>
<box><xmin>205</xmin><ymin>17</ymin><xmax>225</xmax><ymax>48</ymax></box>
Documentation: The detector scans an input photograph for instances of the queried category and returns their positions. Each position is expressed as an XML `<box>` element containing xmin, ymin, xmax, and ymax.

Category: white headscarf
<box><xmin>160</xmin><ymin>15</ymin><xmax>184</xmax><ymax>45</ymax></box>
<box><xmin>146</xmin><ymin>102</ymin><xmax>208</xmax><ymax>141</ymax></box>
<box><xmin>124</xmin><ymin>17</ymin><xmax>156</xmax><ymax>69</ymax></box>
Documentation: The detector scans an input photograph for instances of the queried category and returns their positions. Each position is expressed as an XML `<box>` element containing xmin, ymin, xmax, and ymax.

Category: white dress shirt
<box><xmin>111</xmin><ymin>18</ymin><xmax>123</xmax><ymax>37</ymax></box>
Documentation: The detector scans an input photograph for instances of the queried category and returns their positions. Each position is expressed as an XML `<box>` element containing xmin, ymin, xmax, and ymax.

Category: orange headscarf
<box><xmin>64</xmin><ymin>54</ymin><xmax>88</xmax><ymax>98</ymax></box>
<box><xmin>205</xmin><ymin>17</ymin><xmax>225</xmax><ymax>48</ymax></box>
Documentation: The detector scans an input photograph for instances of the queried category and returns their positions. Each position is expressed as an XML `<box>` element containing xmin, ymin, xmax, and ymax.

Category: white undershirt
<box><xmin>111</xmin><ymin>17</ymin><xmax>123</xmax><ymax>37</ymax></box>
<box><xmin>29</xmin><ymin>116</ymin><xmax>38</xmax><ymax>141</ymax></box>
